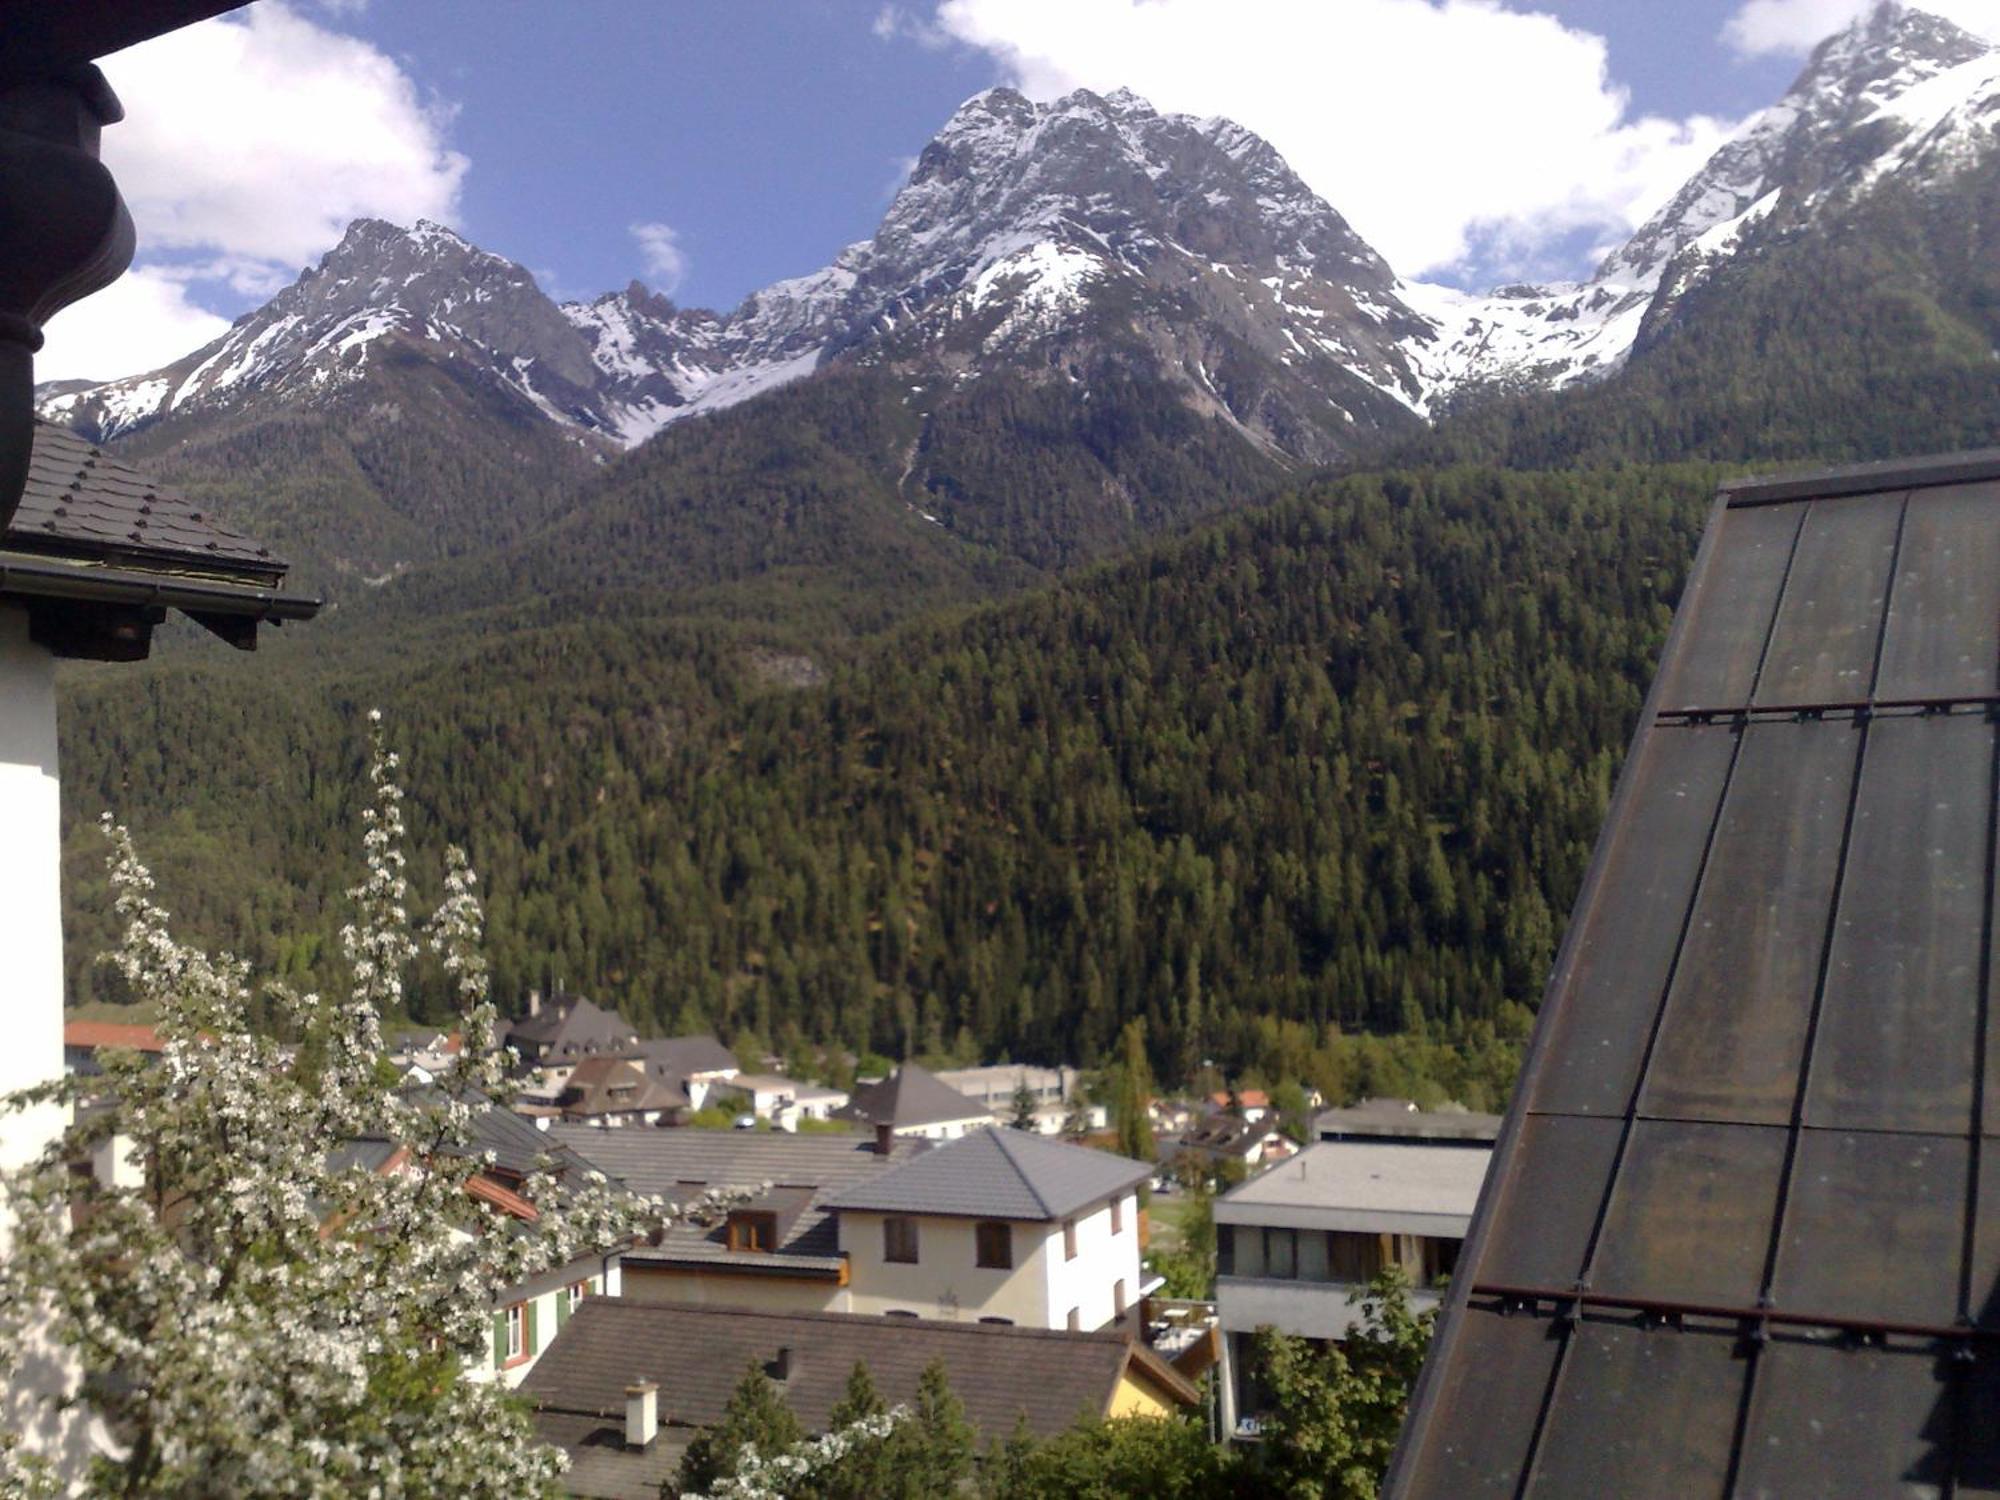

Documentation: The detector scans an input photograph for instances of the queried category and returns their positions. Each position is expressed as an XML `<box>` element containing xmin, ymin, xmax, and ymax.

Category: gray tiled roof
<box><xmin>547</xmin><ymin>1124</ymin><xmax>919</xmax><ymax>1263</ymax></box>
<box><xmin>523</xmin><ymin>1298</ymin><xmax>1175</xmax><ymax>1467</ymax></box>
<box><xmin>839</xmin><ymin>1062</ymin><xmax>991</xmax><ymax>1128</ymax></box>
<box><xmin>823</xmin><ymin>1126</ymin><xmax>1150</xmax><ymax>1222</ymax></box>
<box><xmin>9</xmin><ymin>420</ymin><xmax>283</xmax><ymax>581</ymax></box>
<box><xmin>634</xmin><ymin>1035</ymin><xmax>739</xmax><ymax>1080</ymax></box>
<box><xmin>505</xmin><ymin>994</ymin><xmax>638</xmax><ymax>1058</ymax></box>
<box><xmin>560</xmin><ymin>1056</ymin><xmax>687</xmax><ymax>1117</ymax></box>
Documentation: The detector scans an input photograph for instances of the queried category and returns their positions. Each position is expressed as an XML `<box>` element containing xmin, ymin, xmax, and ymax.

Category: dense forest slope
<box><xmin>58</xmin><ymin>465</ymin><xmax>1713</xmax><ymax>1084</ymax></box>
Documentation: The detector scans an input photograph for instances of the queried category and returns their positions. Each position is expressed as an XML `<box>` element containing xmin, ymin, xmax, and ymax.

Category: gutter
<box><xmin>0</xmin><ymin>551</ymin><xmax>321</xmax><ymax>620</ymax></box>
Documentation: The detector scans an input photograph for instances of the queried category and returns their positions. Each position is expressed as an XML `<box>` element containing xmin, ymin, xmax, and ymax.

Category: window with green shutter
<box><xmin>491</xmin><ymin>1311</ymin><xmax>507</xmax><ymax>1368</ymax></box>
<box><xmin>525</xmin><ymin>1298</ymin><xmax>538</xmax><ymax>1357</ymax></box>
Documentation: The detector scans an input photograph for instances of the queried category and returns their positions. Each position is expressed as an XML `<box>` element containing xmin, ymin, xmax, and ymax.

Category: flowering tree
<box><xmin>0</xmin><ymin>714</ymin><xmax>663</xmax><ymax>1497</ymax></box>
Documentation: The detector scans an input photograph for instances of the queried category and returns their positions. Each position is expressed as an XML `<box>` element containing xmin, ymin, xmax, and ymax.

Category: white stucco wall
<box><xmin>1042</xmin><ymin>1193</ymin><xmax>1143</xmax><ymax>1332</ymax></box>
<box><xmin>0</xmin><ymin>607</ymin><xmax>64</xmax><ymax>1173</ymax></box>
<box><xmin>841</xmin><ymin>1210</ymin><xmax>1057</xmax><ymax>1326</ymax></box>
<box><xmin>839</xmin><ymin>1196</ymin><xmax>1141</xmax><ymax>1330</ymax></box>
<box><xmin>0</xmin><ymin>606</ymin><xmax>110</xmax><ymax>1479</ymax></box>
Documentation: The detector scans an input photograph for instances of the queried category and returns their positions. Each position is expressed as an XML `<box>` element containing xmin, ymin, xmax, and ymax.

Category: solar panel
<box><xmin>1386</xmin><ymin>457</ymin><xmax>2000</xmax><ymax>1499</ymax></box>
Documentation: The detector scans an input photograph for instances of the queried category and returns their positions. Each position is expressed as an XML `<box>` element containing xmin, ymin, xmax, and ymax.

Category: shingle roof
<box><xmin>548</xmin><ymin>1125</ymin><xmax>919</xmax><ymax>1264</ymax></box>
<box><xmin>523</xmin><ymin>1298</ymin><xmax>1194</xmax><ymax>1470</ymax></box>
<box><xmin>447</xmin><ymin>1094</ymin><xmax>606</xmax><ymax>1185</ymax></box>
<box><xmin>505</xmin><ymin>994</ymin><xmax>638</xmax><ymax>1058</ymax></box>
<box><xmin>838</xmin><ymin>1063</ymin><xmax>991</xmax><ymax>1128</ymax></box>
<box><xmin>823</xmin><ymin>1126</ymin><xmax>1150</xmax><ymax>1222</ymax></box>
<box><xmin>634</xmin><ymin>1035</ymin><xmax>739</xmax><ymax>1080</ymax></box>
<box><xmin>1387</xmin><ymin>451</ymin><xmax>2000</xmax><ymax>1499</ymax></box>
<box><xmin>560</xmin><ymin>1056</ymin><xmax>687</xmax><ymax>1117</ymax></box>
<box><xmin>10</xmin><ymin>420</ymin><xmax>282</xmax><ymax>581</ymax></box>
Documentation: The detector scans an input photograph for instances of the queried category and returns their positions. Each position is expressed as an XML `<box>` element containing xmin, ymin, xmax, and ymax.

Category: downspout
<box><xmin>0</xmin><ymin>65</ymin><xmax>134</xmax><ymax>532</ymax></box>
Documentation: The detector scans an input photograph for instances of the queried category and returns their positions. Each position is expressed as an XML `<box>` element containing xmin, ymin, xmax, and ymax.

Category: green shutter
<box><xmin>491</xmin><ymin>1311</ymin><xmax>507</xmax><ymax>1367</ymax></box>
<box><xmin>557</xmin><ymin>1290</ymin><xmax>570</xmax><ymax>1332</ymax></box>
<box><xmin>525</xmin><ymin>1298</ymin><xmax>538</xmax><ymax>1356</ymax></box>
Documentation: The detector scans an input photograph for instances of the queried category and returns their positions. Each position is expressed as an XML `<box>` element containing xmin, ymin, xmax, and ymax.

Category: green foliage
<box><xmin>1009</xmin><ymin>1080</ymin><xmax>1040</xmax><ymax>1130</ymax></box>
<box><xmin>1113</xmin><ymin>1019</ymin><xmax>1157</xmax><ymax>1162</ymax></box>
<box><xmin>674</xmin><ymin>1362</ymin><xmax>805</xmax><ymax>1497</ymax></box>
<box><xmin>1146</xmin><ymin>1179</ymin><xmax>1217</xmax><ymax>1300</ymax></box>
<box><xmin>982</xmin><ymin>1414</ymin><xmax>1234</xmax><ymax>1500</ymax></box>
<box><xmin>1241</xmin><ymin>1269</ymin><xmax>1435</xmax><ymax>1500</ymax></box>
<box><xmin>58</xmin><ymin>464</ymin><xmax>1709</xmax><ymax>1093</ymax></box>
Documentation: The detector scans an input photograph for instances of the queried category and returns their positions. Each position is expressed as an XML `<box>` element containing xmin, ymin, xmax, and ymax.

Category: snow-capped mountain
<box><xmin>39</xmin><ymin>86</ymin><xmax>1440</xmax><ymax>463</ymax></box>
<box><xmin>553</xmin><ymin>83</ymin><xmax>1443</xmax><ymax>458</ymax></box>
<box><xmin>1406</xmin><ymin>1</ymin><xmax>2000</xmax><ymax>395</ymax></box>
<box><xmin>38</xmin><ymin>3</ymin><xmax>2000</xmax><ymax>457</ymax></box>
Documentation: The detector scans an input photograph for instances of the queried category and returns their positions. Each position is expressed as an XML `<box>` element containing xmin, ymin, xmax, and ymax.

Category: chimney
<box><xmin>625</xmin><ymin>1381</ymin><xmax>658</xmax><ymax>1450</ymax></box>
<box><xmin>875</xmin><ymin>1122</ymin><xmax>895</xmax><ymax>1156</ymax></box>
<box><xmin>528</xmin><ymin>988</ymin><xmax>542</xmax><ymax>1018</ymax></box>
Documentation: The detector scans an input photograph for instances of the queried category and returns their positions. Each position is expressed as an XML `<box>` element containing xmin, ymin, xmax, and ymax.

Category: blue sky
<box><xmin>364</xmin><ymin>0</ymin><xmax>1799</xmax><ymax>314</ymax></box>
<box><xmin>38</xmin><ymin>0</ymin><xmax>1998</xmax><ymax>382</ymax></box>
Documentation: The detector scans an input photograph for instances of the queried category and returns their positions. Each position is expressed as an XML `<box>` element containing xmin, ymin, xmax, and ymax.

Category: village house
<box><xmin>522</xmin><ymin>1299</ymin><xmax>1202</xmax><ymax>1498</ymax></box>
<box><xmin>552</xmin><ymin>1055</ymin><xmax>688</xmax><ymax>1128</ymax></box>
<box><xmin>834</xmin><ymin>1061</ymin><xmax>995</xmax><ymax>1141</ymax></box>
<box><xmin>631</xmin><ymin>1033</ymin><xmax>740</xmax><ymax>1109</ymax></box>
<box><xmin>1213</xmin><ymin>1134</ymin><xmax>1491</xmax><ymax>1438</ymax></box>
<box><xmin>1174</xmin><ymin>1112</ymin><xmax>1298</xmax><ymax>1177</ymax></box>
<box><xmin>826</xmin><ymin>1126</ymin><xmax>1151</xmax><ymax>1331</ymax></box>
<box><xmin>61</xmin><ymin>1019</ymin><xmax>165</xmax><ymax>1077</ymax></box>
<box><xmin>545</xmin><ymin>1122</ymin><xmax>1153</xmax><ymax>1332</ymax></box>
<box><xmin>406</xmin><ymin>1102</ymin><xmax>634</xmax><ymax>1389</ymax></box>
<box><xmin>553</xmin><ymin>1126</ymin><xmax>921</xmax><ymax>1314</ymax></box>
<box><xmin>708</xmin><ymin>1071</ymin><xmax>851</xmax><ymax>1130</ymax></box>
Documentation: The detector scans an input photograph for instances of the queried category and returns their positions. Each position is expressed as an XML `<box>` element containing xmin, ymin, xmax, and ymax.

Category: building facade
<box><xmin>1214</xmin><ymin>1137</ymin><xmax>1490</xmax><ymax>1438</ymax></box>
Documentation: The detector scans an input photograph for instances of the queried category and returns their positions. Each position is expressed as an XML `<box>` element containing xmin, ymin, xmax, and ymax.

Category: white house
<box><xmin>826</xmin><ymin>1127</ymin><xmax>1151</xmax><ymax>1331</ymax></box>
<box><xmin>713</xmin><ymin>1072</ymin><xmax>851</xmax><ymax>1130</ymax></box>
<box><xmin>836</xmin><ymin>1062</ymin><xmax>994</xmax><ymax>1141</ymax></box>
<box><xmin>1213</xmin><ymin>1136</ymin><xmax>1491</xmax><ymax>1438</ymax></box>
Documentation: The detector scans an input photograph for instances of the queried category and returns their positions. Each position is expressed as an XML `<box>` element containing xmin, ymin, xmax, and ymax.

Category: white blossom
<box><xmin>0</xmin><ymin>714</ymin><xmax>690</xmax><ymax>1498</ymax></box>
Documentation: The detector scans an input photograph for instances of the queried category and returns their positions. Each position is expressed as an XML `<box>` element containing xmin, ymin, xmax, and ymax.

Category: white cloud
<box><xmin>1724</xmin><ymin>0</ymin><xmax>2000</xmax><ymax>57</ymax></box>
<box><xmin>38</xmin><ymin>1</ymin><xmax>465</xmax><ymax>382</ymax></box>
<box><xmin>926</xmin><ymin>0</ymin><xmax>1747</xmax><ymax>283</ymax></box>
<box><xmin>630</xmin><ymin>222</ymin><xmax>690</xmax><ymax>295</ymax></box>
<box><xmin>35</xmin><ymin>269</ymin><xmax>234</xmax><ymax>385</ymax></box>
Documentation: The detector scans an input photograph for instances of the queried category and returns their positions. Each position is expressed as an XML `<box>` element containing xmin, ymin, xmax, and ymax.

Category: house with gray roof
<box><xmin>504</xmin><ymin>992</ymin><xmax>639</xmax><ymax>1068</ymax></box>
<box><xmin>826</xmin><ymin>1126</ymin><xmax>1152</xmax><ymax>1331</ymax></box>
<box><xmin>549</xmin><ymin>1124</ymin><xmax>922</xmax><ymax>1316</ymax></box>
<box><xmin>833</xmin><ymin>1061</ymin><xmax>994</xmax><ymax>1142</ymax></box>
<box><xmin>554</xmin><ymin>1055</ymin><xmax>688</xmax><ymax>1127</ymax></box>
<box><xmin>522</xmin><ymin>1299</ymin><xmax>1202</xmax><ymax>1500</ymax></box>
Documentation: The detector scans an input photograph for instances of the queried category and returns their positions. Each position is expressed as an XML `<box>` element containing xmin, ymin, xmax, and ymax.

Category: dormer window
<box><xmin>727</xmin><ymin>1211</ymin><xmax>779</xmax><ymax>1252</ymax></box>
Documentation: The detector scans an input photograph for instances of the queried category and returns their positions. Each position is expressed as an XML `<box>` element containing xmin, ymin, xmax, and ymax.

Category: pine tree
<box><xmin>1008</xmin><ymin>1079</ymin><xmax>1039</xmax><ymax>1131</ymax></box>
<box><xmin>674</xmin><ymin>1361</ymin><xmax>805</xmax><ymax>1497</ymax></box>
<box><xmin>1113</xmin><ymin>1019</ymin><xmax>1156</xmax><ymax>1163</ymax></box>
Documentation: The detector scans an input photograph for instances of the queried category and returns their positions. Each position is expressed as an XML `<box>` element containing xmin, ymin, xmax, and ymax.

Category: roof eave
<box><xmin>0</xmin><ymin>551</ymin><xmax>320</xmax><ymax>620</ymax></box>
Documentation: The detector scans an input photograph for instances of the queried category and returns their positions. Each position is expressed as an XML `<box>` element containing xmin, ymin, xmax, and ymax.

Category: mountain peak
<box><xmin>1791</xmin><ymin>2</ymin><xmax>1991</xmax><ymax>109</ymax></box>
